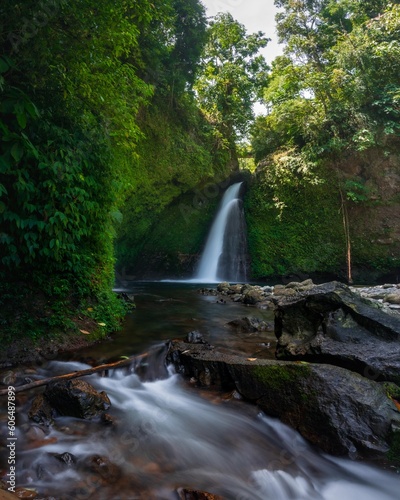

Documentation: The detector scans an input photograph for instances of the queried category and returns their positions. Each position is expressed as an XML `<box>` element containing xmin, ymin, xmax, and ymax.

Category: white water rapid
<box><xmin>195</xmin><ymin>182</ymin><xmax>247</xmax><ymax>283</ymax></box>
<box><xmin>11</xmin><ymin>355</ymin><xmax>400</xmax><ymax>499</ymax></box>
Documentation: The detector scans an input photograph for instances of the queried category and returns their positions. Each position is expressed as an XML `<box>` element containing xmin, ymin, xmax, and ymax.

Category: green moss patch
<box><xmin>252</xmin><ymin>362</ymin><xmax>311</xmax><ymax>391</ymax></box>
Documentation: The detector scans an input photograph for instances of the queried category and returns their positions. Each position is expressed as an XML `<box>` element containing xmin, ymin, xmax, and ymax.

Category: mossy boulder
<box><xmin>167</xmin><ymin>340</ymin><xmax>400</xmax><ymax>458</ymax></box>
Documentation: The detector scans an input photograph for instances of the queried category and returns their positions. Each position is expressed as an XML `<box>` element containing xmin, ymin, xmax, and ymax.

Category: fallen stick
<box><xmin>0</xmin><ymin>352</ymin><xmax>150</xmax><ymax>396</ymax></box>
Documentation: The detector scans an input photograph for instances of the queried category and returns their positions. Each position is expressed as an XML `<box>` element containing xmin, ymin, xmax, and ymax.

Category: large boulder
<box><xmin>44</xmin><ymin>379</ymin><xmax>111</xmax><ymax>419</ymax></box>
<box><xmin>273</xmin><ymin>281</ymin><xmax>400</xmax><ymax>383</ymax></box>
<box><xmin>167</xmin><ymin>340</ymin><xmax>400</xmax><ymax>458</ymax></box>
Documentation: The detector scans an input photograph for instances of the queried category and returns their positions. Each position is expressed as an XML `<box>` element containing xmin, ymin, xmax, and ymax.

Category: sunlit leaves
<box><xmin>253</xmin><ymin>1</ymin><xmax>400</xmax><ymax>171</ymax></box>
<box><xmin>194</xmin><ymin>13</ymin><xmax>269</xmax><ymax>143</ymax></box>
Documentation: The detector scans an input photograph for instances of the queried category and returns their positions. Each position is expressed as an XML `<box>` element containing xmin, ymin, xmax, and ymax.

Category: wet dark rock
<box><xmin>44</xmin><ymin>379</ymin><xmax>111</xmax><ymax>419</ymax></box>
<box><xmin>28</xmin><ymin>394</ymin><xmax>56</xmax><ymax>427</ymax></box>
<box><xmin>54</xmin><ymin>452</ymin><xmax>77</xmax><ymax>466</ymax></box>
<box><xmin>217</xmin><ymin>282</ymin><xmax>230</xmax><ymax>293</ymax></box>
<box><xmin>167</xmin><ymin>340</ymin><xmax>400</xmax><ymax>459</ymax></box>
<box><xmin>350</xmin><ymin>284</ymin><xmax>400</xmax><ymax>317</ymax></box>
<box><xmin>0</xmin><ymin>488</ymin><xmax>23</xmax><ymax>499</ymax></box>
<box><xmin>198</xmin><ymin>366</ymin><xmax>212</xmax><ymax>386</ymax></box>
<box><xmin>385</xmin><ymin>293</ymin><xmax>400</xmax><ymax>305</ymax></box>
<box><xmin>198</xmin><ymin>288</ymin><xmax>218</xmax><ymax>296</ymax></box>
<box><xmin>256</xmin><ymin>299</ymin><xmax>274</xmax><ymax>310</ymax></box>
<box><xmin>227</xmin><ymin>316</ymin><xmax>271</xmax><ymax>332</ymax></box>
<box><xmin>273</xmin><ymin>281</ymin><xmax>400</xmax><ymax>383</ymax></box>
<box><xmin>285</xmin><ymin>281</ymin><xmax>303</xmax><ymax>289</ymax></box>
<box><xmin>101</xmin><ymin>413</ymin><xmax>115</xmax><ymax>425</ymax></box>
<box><xmin>186</xmin><ymin>331</ymin><xmax>207</xmax><ymax>344</ymax></box>
<box><xmin>227</xmin><ymin>284</ymin><xmax>243</xmax><ymax>295</ymax></box>
<box><xmin>273</xmin><ymin>286</ymin><xmax>297</xmax><ymax>297</ymax></box>
<box><xmin>117</xmin><ymin>292</ymin><xmax>135</xmax><ymax>304</ymax></box>
<box><xmin>243</xmin><ymin>288</ymin><xmax>263</xmax><ymax>304</ymax></box>
<box><xmin>285</xmin><ymin>279</ymin><xmax>315</xmax><ymax>291</ymax></box>
<box><xmin>13</xmin><ymin>487</ymin><xmax>38</xmax><ymax>498</ymax></box>
<box><xmin>198</xmin><ymin>283</ymin><xmax>274</xmax><ymax>306</ymax></box>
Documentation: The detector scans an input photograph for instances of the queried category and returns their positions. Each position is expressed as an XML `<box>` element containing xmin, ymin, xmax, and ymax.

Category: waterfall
<box><xmin>195</xmin><ymin>182</ymin><xmax>248</xmax><ymax>283</ymax></box>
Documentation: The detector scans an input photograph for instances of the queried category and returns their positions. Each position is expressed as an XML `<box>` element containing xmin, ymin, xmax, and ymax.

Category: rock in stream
<box><xmin>167</xmin><ymin>340</ymin><xmax>400</xmax><ymax>458</ymax></box>
<box><xmin>273</xmin><ymin>281</ymin><xmax>400</xmax><ymax>384</ymax></box>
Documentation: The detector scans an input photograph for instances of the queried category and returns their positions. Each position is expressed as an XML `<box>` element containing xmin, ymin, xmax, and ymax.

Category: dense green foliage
<box><xmin>115</xmin><ymin>95</ymin><xmax>231</xmax><ymax>273</ymax></box>
<box><xmin>194</xmin><ymin>13</ymin><xmax>269</xmax><ymax>158</ymax></box>
<box><xmin>1</xmin><ymin>0</ymin><xmax>152</xmax><ymax>339</ymax></box>
<box><xmin>247</xmin><ymin>1</ymin><xmax>400</xmax><ymax>280</ymax></box>
<box><xmin>253</xmin><ymin>1</ymin><xmax>400</xmax><ymax>161</ymax></box>
<box><xmin>0</xmin><ymin>0</ymin><xmax>226</xmax><ymax>341</ymax></box>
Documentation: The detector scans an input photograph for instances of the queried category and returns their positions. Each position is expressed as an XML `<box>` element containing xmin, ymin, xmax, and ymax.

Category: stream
<box><xmin>1</xmin><ymin>283</ymin><xmax>399</xmax><ymax>499</ymax></box>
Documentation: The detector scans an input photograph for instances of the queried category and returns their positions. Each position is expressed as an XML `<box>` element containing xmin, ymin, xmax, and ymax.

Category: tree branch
<box><xmin>0</xmin><ymin>352</ymin><xmax>151</xmax><ymax>396</ymax></box>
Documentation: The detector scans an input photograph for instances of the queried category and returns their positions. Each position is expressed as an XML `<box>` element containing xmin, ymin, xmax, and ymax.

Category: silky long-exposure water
<box><xmin>1</xmin><ymin>283</ymin><xmax>399</xmax><ymax>499</ymax></box>
<box><xmin>195</xmin><ymin>182</ymin><xmax>248</xmax><ymax>283</ymax></box>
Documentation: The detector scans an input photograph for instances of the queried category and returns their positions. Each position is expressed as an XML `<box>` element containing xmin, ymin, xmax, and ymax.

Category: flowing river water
<box><xmin>1</xmin><ymin>283</ymin><xmax>399</xmax><ymax>499</ymax></box>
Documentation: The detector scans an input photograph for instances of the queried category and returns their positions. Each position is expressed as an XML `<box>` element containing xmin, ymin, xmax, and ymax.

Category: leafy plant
<box><xmin>344</xmin><ymin>179</ymin><xmax>370</xmax><ymax>203</ymax></box>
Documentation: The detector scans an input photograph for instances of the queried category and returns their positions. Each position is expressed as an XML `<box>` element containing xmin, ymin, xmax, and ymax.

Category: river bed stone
<box><xmin>167</xmin><ymin>340</ymin><xmax>400</xmax><ymax>459</ymax></box>
<box><xmin>43</xmin><ymin>379</ymin><xmax>111</xmax><ymax>419</ymax></box>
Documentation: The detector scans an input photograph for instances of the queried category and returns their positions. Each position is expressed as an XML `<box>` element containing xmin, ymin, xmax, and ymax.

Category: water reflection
<box><xmin>69</xmin><ymin>282</ymin><xmax>276</xmax><ymax>362</ymax></box>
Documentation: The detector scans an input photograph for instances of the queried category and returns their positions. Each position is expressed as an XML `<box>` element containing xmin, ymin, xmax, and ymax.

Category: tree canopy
<box><xmin>0</xmin><ymin>0</ymin><xmax>215</xmax><ymax>339</ymax></box>
<box><xmin>248</xmin><ymin>0</ymin><xmax>400</xmax><ymax>282</ymax></box>
<box><xmin>194</xmin><ymin>13</ymin><xmax>269</xmax><ymax>149</ymax></box>
<box><xmin>252</xmin><ymin>1</ymin><xmax>400</xmax><ymax>163</ymax></box>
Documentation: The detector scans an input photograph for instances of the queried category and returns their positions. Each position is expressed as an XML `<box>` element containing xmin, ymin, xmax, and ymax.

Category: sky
<box><xmin>200</xmin><ymin>0</ymin><xmax>283</xmax><ymax>64</ymax></box>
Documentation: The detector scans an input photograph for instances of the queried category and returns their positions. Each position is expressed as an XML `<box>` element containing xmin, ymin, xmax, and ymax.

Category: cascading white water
<box><xmin>195</xmin><ymin>182</ymin><xmax>247</xmax><ymax>283</ymax></box>
<box><xmin>11</xmin><ymin>357</ymin><xmax>400</xmax><ymax>500</ymax></box>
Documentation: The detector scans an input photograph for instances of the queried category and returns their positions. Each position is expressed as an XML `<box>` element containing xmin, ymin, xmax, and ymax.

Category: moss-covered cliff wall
<box><xmin>117</xmin><ymin>138</ymin><xmax>400</xmax><ymax>284</ymax></box>
<box><xmin>245</xmin><ymin>143</ymin><xmax>400</xmax><ymax>284</ymax></box>
<box><xmin>338</xmin><ymin>142</ymin><xmax>400</xmax><ymax>281</ymax></box>
<box><xmin>115</xmin><ymin>97</ymin><xmax>234</xmax><ymax>279</ymax></box>
<box><xmin>117</xmin><ymin>189</ymin><xmax>222</xmax><ymax>279</ymax></box>
<box><xmin>245</xmin><ymin>168</ymin><xmax>344</xmax><ymax>281</ymax></box>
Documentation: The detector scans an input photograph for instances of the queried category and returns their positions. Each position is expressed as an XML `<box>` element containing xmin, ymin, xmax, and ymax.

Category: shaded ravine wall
<box><xmin>245</xmin><ymin>142</ymin><xmax>400</xmax><ymax>284</ymax></box>
<box><xmin>116</xmin><ymin>173</ymin><xmax>250</xmax><ymax>280</ymax></box>
<box><xmin>115</xmin><ymin>96</ymin><xmax>233</xmax><ymax>280</ymax></box>
<box><xmin>117</xmin><ymin>188</ymin><xmax>221</xmax><ymax>280</ymax></box>
<box><xmin>116</xmin><ymin>142</ymin><xmax>400</xmax><ymax>283</ymax></box>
